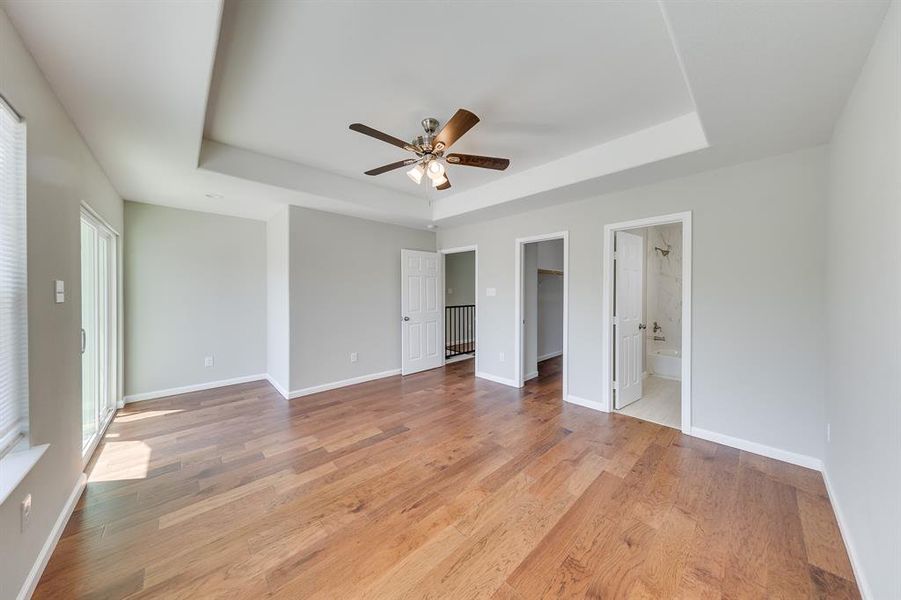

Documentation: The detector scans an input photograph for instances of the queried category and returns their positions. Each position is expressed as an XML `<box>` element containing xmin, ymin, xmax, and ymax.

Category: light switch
<box><xmin>448</xmin><ymin>287</ymin><xmax>453</xmax><ymax>295</ymax></box>
<box><xmin>486</xmin><ymin>287</ymin><xmax>496</xmax><ymax>297</ymax></box>
<box><xmin>54</xmin><ymin>280</ymin><xmax>65</xmax><ymax>303</ymax></box>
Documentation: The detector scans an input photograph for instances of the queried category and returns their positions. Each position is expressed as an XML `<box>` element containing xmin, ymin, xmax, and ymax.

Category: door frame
<box><xmin>514</xmin><ymin>232</ymin><xmax>569</xmax><ymax>398</ymax></box>
<box><xmin>601</xmin><ymin>211</ymin><xmax>692</xmax><ymax>434</ymax></box>
<box><xmin>440</xmin><ymin>245</ymin><xmax>478</xmax><ymax>372</ymax></box>
<box><xmin>80</xmin><ymin>203</ymin><xmax>121</xmax><ymax>466</ymax></box>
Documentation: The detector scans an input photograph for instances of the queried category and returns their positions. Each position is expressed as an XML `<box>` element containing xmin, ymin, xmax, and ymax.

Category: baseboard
<box><xmin>124</xmin><ymin>374</ymin><xmax>268</xmax><ymax>403</ymax></box>
<box><xmin>821</xmin><ymin>467</ymin><xmax>873</xmax><ymax>600</ymax></box>
<box><xmin>538</xmin><ymin>350</ymin><xmax>563</xmax><ymax>362</ymax></box>
<box><xmin>265</xmin><ymin>374</ymin><xmax>289</xmax><ymax>399</ymax></box>
<box><xmin>475</xmin><ymin>371</ymin><xmax>518</xmax><ymax>387</ymax></box>
<box><xmin>445</xmin><ymin>354</ymin><xmax>474</xmax><ymax>365</ymax></box>
<box><xmin>289</xmin><ymin>369</ymin><xmax>401</xmax><ymax>399</ymax></box>
<box><xmin>565</xmin><ymin>394</ymin><xmax>608</xmax><ymax>412</ymax></box>
<box><xmin>689</xmin><ymin>427</ymin><xmax>823</xmax><ymax>471</ymax></box>
<box><xmin>17</xmin><ymin>473</ymin><xmax>87</xmax><ymax>600</ymax></box>
<box><xmin>524</xmin><ymin>371</ymin><xmax>539</xmax><ymax>381</ymax></box>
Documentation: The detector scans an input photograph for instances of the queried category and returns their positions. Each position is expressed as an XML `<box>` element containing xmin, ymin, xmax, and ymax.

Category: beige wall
<box><xmin>824</xmin><ymin>2</ymin><xmax>900</xmax><ymax>597</ymax></box>
<box><xmin>0</xmin><ymin>9</ymin><xmax>123</xmax><ymax>597</ymax></box>
<box><xmin>124</xmin><ymin>202</ymin><xmax>267</xmax><ymax>398</ymax></box>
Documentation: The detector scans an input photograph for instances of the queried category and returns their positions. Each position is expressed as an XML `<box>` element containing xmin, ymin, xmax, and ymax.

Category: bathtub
<box><xmin>648</xmin><ymin>348</ymin><xmax>681</xmax><ymax>380</ymax></box>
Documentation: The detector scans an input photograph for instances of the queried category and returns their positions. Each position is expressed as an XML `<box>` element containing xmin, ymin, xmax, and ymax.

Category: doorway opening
<box><xmin>442</xmin><ymin>247</ymin><xmax>477</xmax><ymax>366</ymax></box>
<box><xmin>80</xmin><ymin>206</ymin><xmax>119</xmax><ymax>462</ymax></box>
<box><xmin>515</xmin><ymin>232</ymin><xmax>568</xmax><ymax>399</ymax></box>
<box><xmin>603</xmin><ymin>212</ymin><xmax>691</xmax><ymax>432</ymax></box>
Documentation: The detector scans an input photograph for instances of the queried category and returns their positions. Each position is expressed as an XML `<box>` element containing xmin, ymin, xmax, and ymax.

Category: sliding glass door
<box><xmin>81</xmin><ymin>209</ymin><xmax>117</xmax><ymax>456</ymax></box>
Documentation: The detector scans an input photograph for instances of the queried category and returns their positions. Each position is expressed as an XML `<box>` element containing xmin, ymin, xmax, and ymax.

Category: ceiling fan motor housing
<box><xmin>421</xmin><ymin>117</ymin><xmax>439</xmax><ymax>134</ymax></box>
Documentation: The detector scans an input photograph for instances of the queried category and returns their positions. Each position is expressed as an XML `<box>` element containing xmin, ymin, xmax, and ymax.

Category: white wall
<box><xmin>0</xmin><ymin>9</ymin><xmax>124</xmax><ymax>597</ymax></box>
<box><xmin>438</xmin><ymin>146</ymin><xmax>828</xmax><ymax>460</ymax></box>
<box><xmin>288</xmin><ymin>206</ymin><xmax>435</xmax><ymax>393</ymax></box>
<box><xmin>124</xmin><ymin>202</ymin><xmax>267</xmax><ymax>397</ymax></box>
<box><xmin>824</xmin><ymin>2</ymin><xmax>900</xmax><ymax>597</ymax></box>
<box><xmin>266</xmin><ymin>207</ymin><xmax>290</xmax><ymax>394</ymax></box>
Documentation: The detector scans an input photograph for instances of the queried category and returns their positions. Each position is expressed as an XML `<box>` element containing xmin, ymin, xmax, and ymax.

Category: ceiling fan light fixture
<box><xmin>431</xmin><ymin>174</ymin><xmax>448</xmax><ymax>188</ymax></box>
<box><xmin>406</xmin><ymin>163</ymin><xmax>425</xmax><ymax>184</ymax></box>
<box><xmin>426</xmin><ymin>159</ymin><xmax>445</xmax><ymax>179</ymax></box>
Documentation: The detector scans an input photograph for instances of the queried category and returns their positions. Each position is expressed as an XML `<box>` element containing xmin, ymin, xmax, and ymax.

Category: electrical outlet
<box><xmin>499</xmin><ymin>352</ymin><xmax>505</xmax><ymax>362</ymax></box>
<box><xmin>350</xmin><ymin>352</ymin><xmax>358</xmax><ymax>363</ymax></box>
<box><xmin>204</xmin><ymin>355</ymin><xmax>214</xmax><ymax>368</ymax></box>
<box><xmin>21</xmin><ymin>494</ymin><xmax>31</xmax><ymax>532</ymax></box>
<box><xmin>826</xmin><ymin>423</ymin><xmax>831</xmax><ymax>443</ymax></box>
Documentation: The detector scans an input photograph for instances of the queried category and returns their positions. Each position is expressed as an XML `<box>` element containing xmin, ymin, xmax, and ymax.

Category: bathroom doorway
<box><xmin>602</xmin><ymin>213</ymin><xmax>691</xmax><ymax>432</ymax></box>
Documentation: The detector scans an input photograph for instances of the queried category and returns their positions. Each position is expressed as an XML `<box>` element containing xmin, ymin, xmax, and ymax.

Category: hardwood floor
<box><xmin>34</xmin><ymin>357</ymin><xmax>859</xmax><ymax>599</ymax></box>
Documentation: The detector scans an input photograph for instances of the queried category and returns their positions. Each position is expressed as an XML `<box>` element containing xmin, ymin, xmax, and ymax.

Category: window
<box><xmin>0</xmin><ymin>95</ymin><xmax>28</xmax><ymax>458</ymax></box>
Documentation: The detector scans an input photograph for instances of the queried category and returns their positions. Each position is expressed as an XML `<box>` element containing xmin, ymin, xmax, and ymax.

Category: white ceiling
<box><xmin>0</xmin><ymin>0</ymin><xmax>890</xmax><ymax>228</ymax></box>
<box><xmin>205</xmin><ymin>1</ymin><xmax>694</xmax><ymax>199</ymax></box>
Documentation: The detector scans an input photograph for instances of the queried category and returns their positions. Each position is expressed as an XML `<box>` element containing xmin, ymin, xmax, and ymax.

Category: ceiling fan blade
<box><xmin>436</xmin><ymin>174</ymin><xmax>451</xmax><ymax>191</ymax></box>
<box><xmin>445</xmin><ymin>153</ymin><xmax>510</xmax><ymax>171</ymax></box>
<box><xmin>433</xmin><ymin>109</ymin><xmax>479</xmax><ymax>152</ymax></box>
<box><xmin>350</xmin><ymin>123</ymin><xmax>417</xmax><ymax>152</ymax></box>
<box><xmin>364</xmin><ymin>159</ymin><xmax>417</xmax><ymax>176</ymax></box>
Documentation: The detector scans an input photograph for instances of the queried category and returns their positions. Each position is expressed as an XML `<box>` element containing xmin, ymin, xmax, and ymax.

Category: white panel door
<box><xmin>614</xmin><ymin>231</ymin><xmax>644</xmax><ymax>408</ymax></box>
<box><xmin>401</xmin><ymin>249</ymin><xmax>442</xmax><ymax>375</ymax></box>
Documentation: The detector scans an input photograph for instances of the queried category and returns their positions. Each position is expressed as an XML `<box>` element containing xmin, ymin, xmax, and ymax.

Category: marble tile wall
<box><xmin>646</xmin><ymin>223</ymin><xmax>682</xmax><ymax>353</ymax></box>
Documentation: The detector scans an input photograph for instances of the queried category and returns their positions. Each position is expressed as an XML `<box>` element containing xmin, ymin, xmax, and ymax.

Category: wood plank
<box><xmin>31</xmin><ymin>357</ymin><xmax>859</xmax><ymax>600</ymax></box>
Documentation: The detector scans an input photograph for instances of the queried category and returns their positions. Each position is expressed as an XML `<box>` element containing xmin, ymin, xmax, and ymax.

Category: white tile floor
<box><xmin>615</xmin><ymin>375</ymin><xmax>681</xmax><ymax>429</ymax></box>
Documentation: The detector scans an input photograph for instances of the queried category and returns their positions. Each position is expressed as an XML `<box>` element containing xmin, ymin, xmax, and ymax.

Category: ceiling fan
<box><xmin>349</xmin><ymin>109</ymin><xmax>510</xmax><ymax>191</ymax></box>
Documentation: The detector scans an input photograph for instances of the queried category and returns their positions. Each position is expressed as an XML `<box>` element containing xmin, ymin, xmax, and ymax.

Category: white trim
<box><xmin>444</xmin><ymin>354</ymin><xmax>474</xmax><ymax>365</ymax></box>
<box><xmin>602</xmin><ymin>212</ymin><xmax>692</xmax><ymax>435</ymax></box>
<box><xmin>537</xmin><ymin>350</ymin><xmax>562</xmax><ymax>362</ymax></box>
<box><xmin>689</xmin><ymin>427</ymin><xmax>823</xmax><ymax>471</ymax></box>
<box><xmin>524</xmin><ymin>371</ymin><xmax>539</xmax><ymax>382</ymax></box>
<box><xmin>514</xmin><ymin>231</ymin><xmax>569</xmax><ymax>399</ymax></box>
<box><xmin>123</xmin><ymin>374</ymin><xmax>268</xmax><ymax>403</ymax></box>
<box><xmin>81</xmin><ymin>407</ymin><xmax>115</xmax><ymax>469</ymax></box>
<box><xmin>565</xmin><ymin>394</ymin><xmax>606</xmax><ymax>412</ymax></box>
<box><xmin>439</xmin><ymin>245</ymin><xmax>478</xmax><ymax>374</ymax></box>
<box><xmin>289</xmin><ymin>369</ymin><xmax>400</xmax><ymax>399</ymax></box>
<box><xmin>821</xmin><ymin>467</ymin><xmax>873</xmax><ymax>600</ymax></box>
<box><xmin>17</xmin><ymin>473</ymin><xmax>87</xmax><ymax>600</ymax></box>
<box><xmin>651</xmin><ymin>373</ymin><xmax>681</xmax><ymax>382</ymax></box>
<box><xmin>266</xmin><ymin>374</ymin><xmax>289</xmax><ymax>399</ymax></box>
<box><xmin>80</xmin><ymin>201</ymin><xmax>121</xmax><ymax>237</ymax></box>
<box><xmin>475</xmin><ymin>371</ymin><xmax>518</xmax><ymax>387</ymax></box>
<box><xmin>0</xmin><ymin>444</ymin><xmax>48</xmax><ymax>506</ymax></box>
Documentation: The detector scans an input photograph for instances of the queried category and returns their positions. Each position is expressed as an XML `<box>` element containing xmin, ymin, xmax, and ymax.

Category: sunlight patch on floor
<box><xmin>88</xmin><ymin>440</ymin><xmax>152</xmax><ymax>482</ymax></box>
<box><xmin>115</xmin><ymin>409</ymin><xmax>183</xmax><ymax>423</ymax></box>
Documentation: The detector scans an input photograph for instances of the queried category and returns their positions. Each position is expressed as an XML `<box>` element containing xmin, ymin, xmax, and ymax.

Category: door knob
<box><xmin>403</xmin><ymin>316</ymin><xmax>410</xmax><ymax>322</ymax></box>
<box><xmin>638</xmin><ymin>323</ymin><xmax>647</xmax><ymax>330</ymax></box>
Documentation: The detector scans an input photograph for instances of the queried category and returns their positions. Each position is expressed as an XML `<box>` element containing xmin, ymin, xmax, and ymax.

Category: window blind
<box><xmin>0</xmin><ymin>95</ymin><xmax>28</xmax><ymax>458</ymax></box>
